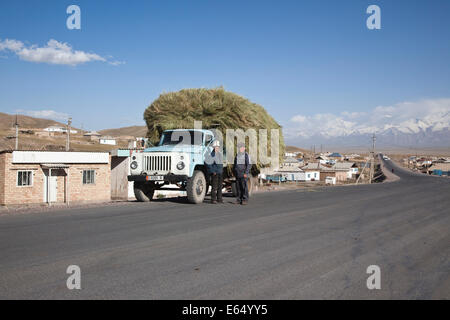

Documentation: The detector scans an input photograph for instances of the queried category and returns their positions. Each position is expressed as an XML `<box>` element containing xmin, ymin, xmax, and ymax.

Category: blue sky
<box><xmin>1</xmin><ymin>0</ymin><xmax>450</xmax><ymax>134</ymax></box>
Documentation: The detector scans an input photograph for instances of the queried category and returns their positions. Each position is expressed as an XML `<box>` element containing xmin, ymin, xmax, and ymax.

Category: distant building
<box><xmin>99</xmin><ymin>137</ymin><xmax>117</xmax><ymax>145</ymax></box>
<box><xmin>285</xmin><ymin>151</ymin><xmax>302</xmax><ymax>158</ymax></box>
<box><xmin>83</xmin><ymin>131</ymin><xmax>101</xmax><ymax>141</ymax></box>
<box><xmin>0</xmin><ymin>150</ymin><xmax>110</xmax><ymax>206</ymax></box>
<box><xmin>277</xmin><ymin>158</ymin><xmax>305</xmax><ymax>181</ymax></box>
<box><xmin>43</xmin><ymin>126</ymin><xmax>78</xmax><ymax>134</ymax></box>
<box><xmin>301</xmin><ymin>163</ymin><xmax>326</xmax><ymax>181</ymax></box>
<box><xmin>332</xmin><ymin>162</ymin><xmax>358</xmax><ymax>179</ymax></box>
<box><xmin>328</xmin><ymin>152</ymin><xmax>344</xmax><ymax>161</ymax></box>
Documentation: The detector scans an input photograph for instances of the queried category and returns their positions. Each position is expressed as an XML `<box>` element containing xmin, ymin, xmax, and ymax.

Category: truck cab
<box><xmin>128</xmin><ymin>129</ymin><xmax>217</xmax><ymax>203</ymax></box>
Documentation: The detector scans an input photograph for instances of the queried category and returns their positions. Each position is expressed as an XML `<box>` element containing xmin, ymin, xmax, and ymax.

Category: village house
<box><xmin>301</xmin><ymin>162</ymin><xmax>325</xmax><ymax>181</ymax></box>
<box><xmin>43</xmin><ymin>126</ymin><xmax>78</xmax><ymax>134</ymax></box>
<box><xmin>315</xmin><ymin>155</ymin><xmax>331</xmax><ymax>165</ymax></box>
<box><xmin>332</xmin><ymin>162</ymin><xmax>358</xmax><ymax>179</ymax></box>
<box><xmin>83</xmin><ymin>131</ymin><xmax>102</xmax><ymax>142</ymax></box>
<box><xmin>276</xmin><ymin>157</ymin><xmax>305</xmax><ymax>181</ymax></box>
<box><xmin>99</xmin><ymin>136</ymin><xmax>117</xmax><ymax>146</ymax></box>
<box><xmin>328</xmin><ymin>152</ymin><xmax>344</xmax><ymax>162</ymax></box>
<box><xmin>0</xmin><ymin>150</ymin><xmax>111</xmax><ymax>206</ymax></box>
<box><xmin>320</xmin><ymin>167</ymin><xmax>349</xmax><ymax>182</ymax></box>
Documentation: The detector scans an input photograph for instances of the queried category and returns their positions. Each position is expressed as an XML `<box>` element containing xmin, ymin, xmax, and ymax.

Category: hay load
<box><xmin>143</xmin><ymin>88</ymin><xmax>284</xmax><ymax>166</ymax></box>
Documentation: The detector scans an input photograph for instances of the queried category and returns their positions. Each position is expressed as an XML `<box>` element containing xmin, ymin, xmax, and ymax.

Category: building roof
<box><xmin>283</xmin><ymin>157</ymin><xmax>299</xmax><ymax>164</ymax></box>
<box><xmin>41</xmin><ymin>163</ymin><xmax>69</xmax><ymax>169</ymax></box>
<box><xmin>277</xmin><ymin>166</ymin><xmax>303</xmax><ymax>173</ymax></box>
<box><xmin>11</xmin><ymin>150</ymin><xmax>109</xmax><ymax>164</ymax></box>
<box><xmin>332</xmin><ymin>162</ymin><xmax>356</xmax><ymax>170</ymax></box>
<box><xmin>301</xmin><ymin>163</ymin><xmax>327</xmax><ymax>170</ymax></box>
<box><xmin>329</xmin><ymin>152</ymin><xmax>343</xmax><ymax>158</ymax></box>
<box><xmin>83</xmin><ymin>131</ymin><xmax>101</xmax><ymax>136</ymax></box>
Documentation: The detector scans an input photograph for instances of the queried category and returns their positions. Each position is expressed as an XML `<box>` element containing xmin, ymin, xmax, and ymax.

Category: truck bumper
<box><xmin>128</xmin><ymin>174</ymin><xmax>189</xmax><ymax>184</ymax></box>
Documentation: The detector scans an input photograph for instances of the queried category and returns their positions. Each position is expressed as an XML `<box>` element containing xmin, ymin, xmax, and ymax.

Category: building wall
<box><xmin>335</xmin><ymin>171</ymin><xmax>348</xmax><ymax>182</ymax></box>
<box><xmin>304</xmin><ymin>170</ymin><xmax>319</xmax><ymax>181</ymax></box>
<box><xmin>0</xmin><ymin>152</ymin><xmax>111</xmax><ymax>206</ymax></box>
<box><xmin>65</xmin><ymin>163</ymin><xmax>111</xmax><ymax>203</ymax></box>
<box><xmin>0</xmin><ymin>153</ymin><xmax>6</xmax><ymax>205</ymax></box>
<box><xmin>320</xmin><ymin>171</ymin><xmax>347</xmax><ymax>182</ymax></box>
<box><xmin>2</xmin><ymin>153</ymin><xmax>44</xmax><ymax>205</ymax></box>
<box><xmin>320</xmin><ymin>171</ymin><xmax>334</xmax><ymax>181</ymax></box>
<box><xmin>111</xmin><ymin>156</ymin><xmax>129</xmax><ymax>200</ymax></box>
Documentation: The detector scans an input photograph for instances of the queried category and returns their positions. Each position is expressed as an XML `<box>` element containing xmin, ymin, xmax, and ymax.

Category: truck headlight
<box><xmin>176</xmin><ymin>161</ymin><xmax>185</xmax><ymax>170</ymax></box>
<box><xmin>130</xmin><ymin>161</ymin><xmax>138</xmax><ymax>170</ymax></box>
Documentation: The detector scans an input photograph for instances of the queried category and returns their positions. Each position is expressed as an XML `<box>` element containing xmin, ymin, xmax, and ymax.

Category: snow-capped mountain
<box><xmin>286</xmin><ymin>99</ymin><xmax>450</xmax><ymax>147</ymax></box>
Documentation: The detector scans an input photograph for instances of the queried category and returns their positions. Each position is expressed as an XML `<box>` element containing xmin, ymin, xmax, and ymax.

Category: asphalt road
<box><xmin>0</xmin><ymin>159</ymin><xmax>449</xmax><ymax>299</ymax></box>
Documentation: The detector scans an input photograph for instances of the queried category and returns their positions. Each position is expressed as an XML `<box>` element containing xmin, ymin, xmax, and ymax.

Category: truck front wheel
<box><xmin>186</xmin><ymin>170</ymin><xmax>207</xmax><ymax>204</ymax></box>
<box><xmin>134</xmin><ymin>182</ymin><xmax>155</xmax><ymax>202</ymax></box>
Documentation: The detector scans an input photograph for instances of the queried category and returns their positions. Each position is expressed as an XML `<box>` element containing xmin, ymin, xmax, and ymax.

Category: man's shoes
<box><xmin>217</xmin><ymin>200</ymin><xmax>224</xmax><ymax>204</ymax></box>
<box><xmin>241</xmin><ymin>200</ymin><xmax>248</xmax><ymax>205</ymax></box>
<box><xmin>235</xmin><ymin>200</ymin><xmax>242</xmax><ymax>205</ymax></box>
<box><xmin>211</xmin><ymin>200</ymin><xmax>217</xmax><ymax>204</ymax></box>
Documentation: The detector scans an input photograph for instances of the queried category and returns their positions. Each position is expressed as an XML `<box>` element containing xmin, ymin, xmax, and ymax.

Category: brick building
<box><xmin>0</xmin><ymin>150</ymin><xmax>111</xmax><ymax>206</ymax></box>
<box><xmin>320</xmin><ymin>168</ymin><xmax>348</xmax><ymax>182</ymax></box>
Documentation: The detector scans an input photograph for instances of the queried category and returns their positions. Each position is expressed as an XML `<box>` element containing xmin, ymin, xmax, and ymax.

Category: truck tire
<box><xmin>231</xmin><ymin>181</ymin><xmax>237</xmax><ymax>197</ymax></box>
<box><xmin>134</xmin><ymin>182</ymin><xmax>155</xmax><ymax>202</ymax></box>
<box><xmin>186</xmin><ymin>170</ymin><xmax>207</xmax><ymax>204</ymax></box>
<box><xmin>231</xmin><ymin>177</ymin><xmax>254</xmax><ymax>197</ymax></box>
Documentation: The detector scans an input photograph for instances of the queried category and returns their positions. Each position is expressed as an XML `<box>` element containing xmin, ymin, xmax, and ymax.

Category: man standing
<box><xmin>233</xmin><ymin>143</ymin><xmax>251</xmax><ymax>205</ymax></box>
<box><xmin>206</xmin><ymin>140</ymin><xmax>223</xmax><ymax>204</ymax></box>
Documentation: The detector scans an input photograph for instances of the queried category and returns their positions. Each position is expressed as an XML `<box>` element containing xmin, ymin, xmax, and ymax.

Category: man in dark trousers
<box><xmin>233</xmin><ymin>143</ymin><xmax>251</xmax><ymax>205</ymax></box>
<box><xmin>206</xmin><ymin>140</ymin><xmax>224</xmax><ymax>204</ymax></box>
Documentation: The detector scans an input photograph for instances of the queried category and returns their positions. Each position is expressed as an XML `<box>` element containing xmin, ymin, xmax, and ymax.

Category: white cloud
<box><xmin>0</xmin><ymin>38</ymin><xmax>123</xmax><ymax>66</ymax></box>
<box><xmin>288</xmin><ymin>98</ymin><xmax>450</xmax><ymax>138</ymax></box>
<box><xmin>16</xmin><ymin>109</ymin><xmax>70</xmax><ymax>121</ymax></box>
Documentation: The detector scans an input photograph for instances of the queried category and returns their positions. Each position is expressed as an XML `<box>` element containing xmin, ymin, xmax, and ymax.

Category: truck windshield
<box><xmin>159</xmin><ymin>131</ymin><xmax>204</xmax><ymax>146</ymax></box>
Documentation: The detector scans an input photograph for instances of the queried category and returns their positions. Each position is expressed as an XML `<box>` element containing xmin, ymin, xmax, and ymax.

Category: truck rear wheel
<box><xmin>231</xmin><ymin>177</ymin><xmax>255</xmax><ymax>197</ymax></box>
<box><xmin>134</xmin><ymin>182</ymin><xmax>155</xmax><ymax>202</ymax></box>
<box><xmin>187</xmin><ymin>170</ymin><xmax>207</xmax><ymax>204</ymax></box>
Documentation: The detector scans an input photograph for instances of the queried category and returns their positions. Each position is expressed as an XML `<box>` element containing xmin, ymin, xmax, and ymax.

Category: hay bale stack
<box><xmin>144</xmin><ymin>88</ymin><xmax>284</xmax><ymax>166</ymax></box>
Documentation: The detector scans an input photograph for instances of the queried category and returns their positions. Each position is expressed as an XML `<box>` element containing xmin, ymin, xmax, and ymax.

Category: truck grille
<box><xmin>144</xmin><ymin>155</ymin><xmax>172</xmax><ymax>172</ymax></box>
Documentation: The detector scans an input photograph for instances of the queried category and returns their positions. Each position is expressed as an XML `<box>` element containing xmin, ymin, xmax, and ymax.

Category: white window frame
<box><xmin>17</xmin><ymin>170</ymin><xmax>33</xmax><ymax>187</ymax></box>
<box><xmin>82</xmin><ymin>169</ymin><xmax>96</xmax><ymax>185</ymax></box>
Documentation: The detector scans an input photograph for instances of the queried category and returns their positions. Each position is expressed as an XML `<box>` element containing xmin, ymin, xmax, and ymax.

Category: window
<box><xmin>83</xmin><ymin>170</ymin><xmax>95</xmax><ymax>185</ymax></box>
<box><xmin>17</xmin><ymin>171</ymin><xmax>33</xmax><ymax>186</ymax></box>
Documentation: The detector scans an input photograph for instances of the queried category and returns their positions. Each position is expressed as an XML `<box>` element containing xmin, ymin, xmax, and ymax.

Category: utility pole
<box><xmin>369</xmin><ymin>133</ymin><xmax>376</xmax><ymax>183</ymax></box>
<box><xmin>66</xmin><ymin>117</ymin><xmax>72</xmax><ymax>151</ymax></box>
<box><xmin>14</xmin><ymin>114</ymin><xmax>19</xmax><ymax>150</ymax></box>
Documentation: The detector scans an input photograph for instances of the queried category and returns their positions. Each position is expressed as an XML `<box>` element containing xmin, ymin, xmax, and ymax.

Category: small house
<box><xmin>0</xmin><ymin>150</ymin><xmax>110</xmax><ymax>206</ymax></box>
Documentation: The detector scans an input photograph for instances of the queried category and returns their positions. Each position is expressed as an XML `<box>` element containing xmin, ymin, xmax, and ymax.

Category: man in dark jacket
<box><xmin>233</xmin><ymin>143</ymin><xmax>251</xmax><ymax>205</ymax></box>
<box><xmin>206</xmin><ymin>140</ymin><xmax>224</xmax><ymax>204</ymax></box>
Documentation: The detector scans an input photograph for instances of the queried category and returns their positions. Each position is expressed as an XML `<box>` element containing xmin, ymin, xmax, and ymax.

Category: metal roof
<box><xmin>40</xmin><ymin>163</ymin><xmax>69</xmax><ymax>169</ymax></box>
